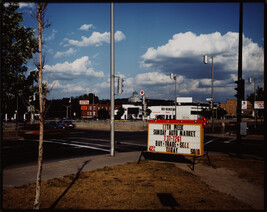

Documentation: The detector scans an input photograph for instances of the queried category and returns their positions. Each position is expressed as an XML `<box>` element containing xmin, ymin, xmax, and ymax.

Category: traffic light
<box><xmin>234</xmin><ymin>79</ymin><xmax>244</xmax><ymax>100</ymax></box>
<box><xmin>117</xmin><ymin>77</ymin><xmax>124</xmax><ymax>94</ymax></box>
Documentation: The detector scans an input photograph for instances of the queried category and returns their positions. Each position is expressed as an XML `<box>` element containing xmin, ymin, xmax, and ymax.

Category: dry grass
<box><xmin>2</xmin><ymin>157</ymin><xmax>258</xmax><ymax>210</ymax></box>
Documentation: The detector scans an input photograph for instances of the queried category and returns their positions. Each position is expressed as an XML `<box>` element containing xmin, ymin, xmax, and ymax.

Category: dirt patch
<box><xmin>175</xmin><ymin>153</ymin><xmax>264</xmax><ymax>209</ymax></box>
<box><xmin>191</xmin><ymin>153</ymin><xmax>264</xmax><ymax>188</ymax></box>
<box><xmin>2</xmin><ymin>158</ymin><xmax>258</xmax><ymax>210</ymax></box>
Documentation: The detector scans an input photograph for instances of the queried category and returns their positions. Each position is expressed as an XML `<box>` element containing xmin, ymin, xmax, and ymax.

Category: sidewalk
<box><xmin>3</xmin><ymin>151</ymin><xmax>141</xmax><ymax>190</ymax></box>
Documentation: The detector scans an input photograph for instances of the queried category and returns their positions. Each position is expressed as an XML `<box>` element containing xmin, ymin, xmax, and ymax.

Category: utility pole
<box><xmin>203</xmin><ymin>55</ymin><xmax>214</xmax><ymax>132</ymax></box>
<box><xmin>170</xmin><ymin>73</ymin><xmax>177</xmax><ymax>119</ymax></box>
<box><xmin>110</xmin><ymin>2</ymin><xmax>115</xmax><ymax>157</ymax></box>
<box><xmin>236</xmin><ymin>1</ymin><xmax>243</xmax><ymax>155</ymax></box>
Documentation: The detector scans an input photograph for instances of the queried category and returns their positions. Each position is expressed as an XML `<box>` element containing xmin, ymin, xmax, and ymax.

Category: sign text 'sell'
<box><xmin>147</xmin><ymin>118</ymin><xmax>209</xmax><ymax>156</ymax></box>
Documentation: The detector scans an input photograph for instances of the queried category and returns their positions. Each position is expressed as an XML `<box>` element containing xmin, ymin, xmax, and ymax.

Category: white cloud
<box><xmin>141</xmin><ymin>31</ymin><xmax>264</xmax><ymax>80</ymax></box>
<box><xmin>54</xmin><ymin>48</ymin><xmax>76</xmax><ymax>58</ymax></box>
<box><xmin>44</xmin><ymin>56</ymin><xmax>104</xmax><ymax>80</ymax></box>
<box><xmin>44</xmin><ymin>29</ymin><xmax>57</xmax><ymax>41</ymax></box>
<box><xmin>67</xmin><ymin>30</ymin><xmax>126</xmax><ymax>47</ymax></box>
<box><xmin>47</xmin><ymin>80</ymin><xmax>94</xmax><ymax>99</ymax></box>
<box><xmin>114</xmin><ymin>31</ymin><xmax>126</xmax><ymax>42</ymax></box>
<box><xmin>79</xmin><ymin>24</ymin><xmax>94</xmax><ymax>31</ymax></box>
<box><xmin>18</xmin><ymin>3</ymin><xmax>35</xmax><ymax>8</ymax></box>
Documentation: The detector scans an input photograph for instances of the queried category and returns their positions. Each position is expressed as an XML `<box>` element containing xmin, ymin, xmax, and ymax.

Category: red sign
<box><xmin>140</xmin><ymin>90</ymin><xmax>145</xmax><ymax>96</ymax></box>
<box><xmin>81</xmin><ymin>106</ymin><xmax>87</xmax><ymax>110</ymax></box>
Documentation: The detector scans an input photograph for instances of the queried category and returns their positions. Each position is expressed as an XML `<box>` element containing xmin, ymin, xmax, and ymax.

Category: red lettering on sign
<box><xmin>173</xmin><ymin>136</ymin><xmax>181</xmax><ymax>142</ymax></box>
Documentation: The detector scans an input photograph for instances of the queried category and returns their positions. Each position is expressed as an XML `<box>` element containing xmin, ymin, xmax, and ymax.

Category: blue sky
<box><xmin>16</xmin><ymin>2</ymin><xmax>264</xmax><ymax>103</ymax></box>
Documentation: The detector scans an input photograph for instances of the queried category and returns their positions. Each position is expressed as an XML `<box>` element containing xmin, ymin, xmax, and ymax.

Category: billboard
<box><xmin>79</xmin><ymin>100</ymin><xmax>89</xmax><ymax>105</ymax></box>
<box><xmin>176</xmin><ymin>97</ymin><xmax>192</xmax><ymax>103</ymax></box>
<box><xmin>147</xmin><ymin>119</ymin><xmax>207</xmax><ymax>156</ymax></box>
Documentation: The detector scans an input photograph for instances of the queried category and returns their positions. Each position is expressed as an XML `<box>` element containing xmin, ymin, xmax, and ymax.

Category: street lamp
<box><xmin>203</xmin><ymin>55</ymin><xmax>214</xmax><ymax>132</ymax></box>
<box><xmin>248</xmin><ymin>77</ymin><xmax>256</xmax><ymax>128</ymax></box>
<box><xmin>170</xmin><ymin>73</ymin><xmax>177</xmax><ymax>120</ymax></box>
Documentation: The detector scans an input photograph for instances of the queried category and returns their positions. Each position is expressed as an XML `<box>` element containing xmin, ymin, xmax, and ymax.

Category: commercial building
<box><xmin>119</xmin><ymin>104</ymin><xmax>208</xmax><ymax>120</ymax></box>
<box><xmin>80</xmin><ymin>99</ymin><xmax>119</xmax><ymax>119</ymax></box>
<box><xmin>220</xmin><ymin>99</ymin><xmax>253</xmax><ymax>118</ymax></box>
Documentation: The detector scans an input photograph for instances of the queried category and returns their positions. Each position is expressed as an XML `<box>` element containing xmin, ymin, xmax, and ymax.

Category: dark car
<box><xmin>19</xmin><ymin>122</ymin><xmax>69</xmax><ymax>139</ymax></box>
<box><xmin>58</xmin><ymin>120</ymin><xmax>76</xmax><ymax>129</ymax></box>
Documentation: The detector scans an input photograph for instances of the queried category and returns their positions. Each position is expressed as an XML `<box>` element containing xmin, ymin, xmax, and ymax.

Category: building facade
<box><xmin>220</xmin><ymin>99</ymin><xmax>253</xmax><ymax>117</ymax></box>
<box><xmin>80</xmin><ymin>101</ymin><xmax>119</xmax><ymax>119</ymax></box>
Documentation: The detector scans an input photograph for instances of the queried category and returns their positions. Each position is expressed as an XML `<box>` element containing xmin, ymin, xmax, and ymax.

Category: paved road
<box><xmin>2</xmin><ymin>129</ymin><xmax>263</xmax><ymax>169</ymax></box>
<box><xmin>2</xmin><ymin>129</ymin><xmax>148</xmax><ymax>168</ymax></box>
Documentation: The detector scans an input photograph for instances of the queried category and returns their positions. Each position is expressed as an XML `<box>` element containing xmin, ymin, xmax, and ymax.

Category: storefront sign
<box><xmin>81</xmin><ymin>106</ymin><xmax>88</xmax><ymax>110</ymax></box>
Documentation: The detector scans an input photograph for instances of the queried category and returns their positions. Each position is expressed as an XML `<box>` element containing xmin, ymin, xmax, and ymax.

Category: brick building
<box><xmin>80</xmin><ymin>100</ymin><xmax>119</xmax><ymax>119</ymax></box>
<box><xmin>220</xmin><ymin>99</ymin><xmax>253</xmax><ymax>117</ymax></box>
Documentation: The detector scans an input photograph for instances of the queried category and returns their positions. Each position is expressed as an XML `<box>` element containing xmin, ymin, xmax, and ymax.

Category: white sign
<box><xmin>79</xmin><ymin>100</ymin><xmax>89</xmax><ymax>105</ymax></box>
<box><xmin>242</xmin><ymin>101</ymin><xmax>247</xmax><ymax>110</ymax></box>
<box><xmin>254</xmin><ymin>101</ymin><xmax>264</xmax><ymax>109</ymax></box>
<box><xmin>177</xmin><ymin>97</ymin><xmax>192</xmax><ymax>103</ymax></box>
<box><xmin>147</xmin><ymin>122</ymin><xmax>204</xmax><ymax>156</ymax></box>
<box><xmin>140</xmin><ymin>90</ymin><xmax>145</xmax><ymax>96</ymax></box>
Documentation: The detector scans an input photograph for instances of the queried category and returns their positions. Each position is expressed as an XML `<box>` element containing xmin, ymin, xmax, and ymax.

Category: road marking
<box><xmin>224</xmin><ymin>138</ymin><xmax>236</xmax><ymax>144</ymax></box>
<box><xmin>45</xmin><ymin>138</ymin><xmax>144</xmax><ymax>152</ymax></box>
<box><xmin>204</xmin><ymin>138</ymin><xmax>218</xmax><ymax>146</ymax></box>
<box><xmin>118</xmin><ymin>141</ymin><xmax>147</xmax><ymax>147</ymax></box>
<box><xmin>44</xmin><ymin>140</ymin><xmax>110</xmax><ymax>152</ymax></box>
<box><xmin>68</xmin><ymin>137</ymin><xmax>111</xmax><ymax>142</ymax></box>
<box><xmin>50</xmin><ymin>137</ymin><xmax>116</xmax><ymax>145</ymax></box>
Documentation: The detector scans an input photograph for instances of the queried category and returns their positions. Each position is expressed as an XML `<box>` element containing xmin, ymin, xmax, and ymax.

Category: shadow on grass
<box><xmin>49</xmin><ymin>160</ymin><xmax>90</xmax><ymax>209</ymax></box>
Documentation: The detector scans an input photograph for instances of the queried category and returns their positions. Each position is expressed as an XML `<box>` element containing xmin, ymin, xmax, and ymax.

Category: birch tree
<box><xmin>32</xmin><ymin>3</ymin><xmax>50</xmax><ymax>209</ymax></box>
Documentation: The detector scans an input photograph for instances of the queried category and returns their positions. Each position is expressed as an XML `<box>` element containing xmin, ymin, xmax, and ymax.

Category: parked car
<box><xmin>58</xmin><ymin>120</ymin><xmax>76</xmax><ymax>129</ymax></box>
<box><xmin>19</xmin><ymin>122</ymin><xmax>69</xmax><ymax>139</ymax></box>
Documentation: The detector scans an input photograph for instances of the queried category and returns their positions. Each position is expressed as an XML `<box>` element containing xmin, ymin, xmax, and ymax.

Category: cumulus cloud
<box><xmin>44</xmin><ymin>56</ymin><xmax>104</xmax><ymax>80</ymax></box>
<box><xmin>67</xmin><ymin>30</ymin><xmax>126</xmax><ymax>47</ymax></box>
<box><xmin>44</xmin><ymin>29</ymin><xmax>57</xmax><ymax>41</ymax></box>
<box><xmin>19</xmin><ymin>3</ymin><xmax>35</xmax><ymax>8</ymax></box>
<box><xmin>79</xmin><ymin>24</ymin><xmax>94</xmax><ymax>31</ymax></box>
<box><xmin>141</xmin><ymin>31</ymin><xmax>264</xmax><ymax>81</ymax></box>
<box><xmin>122</xmin><ymin>69</ymin><xmax>243</xmax><ymax>102</ymax></box>
<box><xmin>50</xmin><ymin>80</ymin><xmax>91</xmax><ymax>93</ymax></box>
<box><xmin>54</xmin><ymin>48</ymin><xmax>76</xmax><ymax>58</ymax></box>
